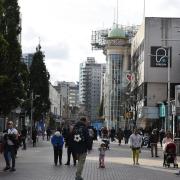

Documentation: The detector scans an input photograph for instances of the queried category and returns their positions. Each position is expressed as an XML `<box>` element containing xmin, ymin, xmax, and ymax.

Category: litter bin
<box><xmin>174</xmin><ymin>138</ymin><xmax>180</xmax><ymax>156</ymax></box>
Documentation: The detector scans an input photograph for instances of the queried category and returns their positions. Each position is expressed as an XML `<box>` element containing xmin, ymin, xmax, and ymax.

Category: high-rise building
<box><xmin>69</xmin><ymin>82</ymin><xmax>79</xmax><ymax>107</ymax></box>
<box><xmin>79</xmin><ymin>57</ymin><xmax>105</xmax><ymax>122</ymax></box>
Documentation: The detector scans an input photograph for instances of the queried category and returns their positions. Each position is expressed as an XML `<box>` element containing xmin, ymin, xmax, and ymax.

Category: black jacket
<box><xmin>65</xmin><ymin>131</ymin><xmax>74</xmax><ymax>148</ymax></box>
<box><xmin>72</xmin><ymin>121</ymin><xmax>91</xmax><ymax>154</ymax></box>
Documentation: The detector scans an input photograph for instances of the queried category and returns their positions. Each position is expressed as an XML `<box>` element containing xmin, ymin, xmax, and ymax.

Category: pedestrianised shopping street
<box><xmin>0</xmin><ymin>139</ymin><xmax>180</xmax><ymax>180</ymax></box>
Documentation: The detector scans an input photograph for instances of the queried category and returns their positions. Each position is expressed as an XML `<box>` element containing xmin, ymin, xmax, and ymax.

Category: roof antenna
<box><xmin>143</xmin><ymin>0</ymin><xmax>146</xmax><ymax>20</ymax></box>
<box><xmin>116</xmin><ymin>0</ymin><xmax>119</xmax><ymax>27</ymax></box>
<box><xmin>113</xmin><ymin>8</ymin><xmax>116</xmax><ymax>25</ymax></box>
<box><xmin>39</xmin><ymin>37</ymin><xmax>41</xmax><ymax>45</ymax></box>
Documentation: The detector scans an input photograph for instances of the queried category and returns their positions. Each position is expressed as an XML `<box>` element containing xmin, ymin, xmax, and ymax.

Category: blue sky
<box><xmin>19</xmin><ymin>0</ymin><xmax>180</xmax><ymax>84</ymax></box>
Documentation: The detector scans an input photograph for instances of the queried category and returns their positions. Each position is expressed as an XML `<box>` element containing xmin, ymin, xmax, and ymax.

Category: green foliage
<box><xmin>0</xmin><ymin>0</ymin><xmax>29</xmax><ymax>115</ymax></box>
<box><xmin>30</xmin><ymin>45</ymin><xmax>50</xmax><ymax>122</ymax></box>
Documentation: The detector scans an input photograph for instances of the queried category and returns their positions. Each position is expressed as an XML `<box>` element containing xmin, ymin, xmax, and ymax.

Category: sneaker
<box><xmin>136</xmin><ymin>162</ymin><xmax>140</xmax><ymax>165</ymax></box>
<box><xmin>9</xmin><ymin>168</ymin><xmax>16</xmax><ymax>172</ymax></box>
<box><xmin>65</xmin><ymin>163</ymin><xmax>70</xmax><ymax>165</ymax></box>
<box><xmin>175</xmin><ymin>172</ymin><xmax>180</xmax><ymax>175</ymax></box>
<box><xmin>3</xmin><ymin>166</ymin><xmax>10</xmax><ymax>171</ymax></box>
<box><xmin>155</xmin><ymin>156</ymin><xmax>159</xmax><ymax>157</ymax></box>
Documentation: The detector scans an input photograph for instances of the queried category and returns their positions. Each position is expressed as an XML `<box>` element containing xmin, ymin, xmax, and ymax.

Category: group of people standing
<box><xmin>100</xmin><ymin>126</ymin><xmax>132</xmax><ymax>145</ymax></box>
<box><xmin>51</xmin><ymin>117</ymin><xmax>92</xmax><ymax>180</ymax></box>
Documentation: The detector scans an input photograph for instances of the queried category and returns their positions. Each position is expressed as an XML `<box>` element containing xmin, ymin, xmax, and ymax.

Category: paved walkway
<box><xmin>0</xmin><ymin>140</ymin><xmax>180</xmax><ymax>180</ymax></box>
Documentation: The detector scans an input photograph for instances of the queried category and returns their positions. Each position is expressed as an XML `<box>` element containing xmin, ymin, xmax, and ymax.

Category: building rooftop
<box><xmin>108</xmin><ymin>24</ymin><xmax>126</xmax><ymax>39</ymax></box>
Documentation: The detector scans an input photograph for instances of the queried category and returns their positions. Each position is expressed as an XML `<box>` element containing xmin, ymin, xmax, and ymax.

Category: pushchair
<box><xmin>163</xmin><ymin>142</ymin><xmax>178</xmax><ymax>168</ymax></box>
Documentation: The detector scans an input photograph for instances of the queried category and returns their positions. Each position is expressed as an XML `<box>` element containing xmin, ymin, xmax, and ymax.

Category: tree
<box><xmin>30</xmin><ymin>44</ymin><xmax>50</xmax><ymax>123</ymax></box>
<box><xmin>0</xmin><ymin>0</ymin><xmax>29</xmax><ymax>116</ymax></box>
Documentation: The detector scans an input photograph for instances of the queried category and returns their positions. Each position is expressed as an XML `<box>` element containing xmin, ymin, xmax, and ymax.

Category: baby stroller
<box><xmin>163</xmin><ymin>142</ymin><xmax>178</xmax><ymax>168</ymax></box>
<box><xmin>102</xmin><ymin>135</ymin><xmax>110</xmax><ymax>150</ymax></box>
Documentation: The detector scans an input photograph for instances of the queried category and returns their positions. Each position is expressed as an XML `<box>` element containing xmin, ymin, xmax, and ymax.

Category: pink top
<box><xmin>162</xmin><ymin>137</ymin><xmax>173</xmax><ymax>144</ymax></box>
<box><xmin>162</xmin><ymin>137</ymin><xmax>173</xmax><ymax>151</ymax></box>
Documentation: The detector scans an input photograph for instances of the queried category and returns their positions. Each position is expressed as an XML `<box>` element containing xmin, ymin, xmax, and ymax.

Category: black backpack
<box><xmin>73</xmin><ymin>126</ymin><xmax>85</xmax><ymax>143</ymax></box>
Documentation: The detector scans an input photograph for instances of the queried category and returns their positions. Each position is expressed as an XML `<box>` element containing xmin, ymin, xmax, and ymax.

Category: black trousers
<box><xmin>66</xmin><ymin>147</ymin><xmax>76</xmax><ymax>164</ymax></box>
<box><xmin>125</xmin><ymin>137</ymin><xmax>129</xmax><ymax>144</ymax></box>
<box><xmin>22</xmin><ymin>137</ymin><xmax>26</xmax><ymax>149</ymax></box>
<box><xmin>4</xmin><ymin>145</ymin><xmax>16</xmax><ymax>168</ymax></box>
<box><xmin>47</xmin><ymin>135</ymin><xmax>50</xmax><ymax>141</ymax></box>
<box><xmin>32</xmin><ymin>137</ymin><xmax>36</xmax><ymax>147</ymax></box>
<box><xmin>54</xmin><ymin>147</ymin><xmax>62</xmax><ymax>165</ymax></box>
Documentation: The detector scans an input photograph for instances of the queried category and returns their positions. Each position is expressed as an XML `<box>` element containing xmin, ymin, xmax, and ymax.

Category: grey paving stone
<box><xmin>0</xmin><ymin>139</ymin><xmax>179</xmax><ymax>180</ymax></box>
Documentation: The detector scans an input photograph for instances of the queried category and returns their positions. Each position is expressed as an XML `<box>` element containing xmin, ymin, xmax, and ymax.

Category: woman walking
<box><xmin>51</xmin><ymin>131</ymin><xmax>64</xmax><ymax>166</ymax></box>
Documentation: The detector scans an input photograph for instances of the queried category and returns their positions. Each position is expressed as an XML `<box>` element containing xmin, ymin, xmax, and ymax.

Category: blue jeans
<box><xmin>4</xmin><ymin>145</ymin><xmax>16</xmax><ymax>168</ymax></box>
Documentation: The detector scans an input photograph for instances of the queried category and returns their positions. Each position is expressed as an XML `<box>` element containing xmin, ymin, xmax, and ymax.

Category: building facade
<box><xmin>79</xmin><ymin>57</ymin><xmax>105</xmax><ymax>122</ymax></box>
<box><xmin>103</xmin><ymin>25</ymin><xmax>131</xmax><ymax>129</ymax></box>
<box><xmin>68</xmin><ymin>82</ymin><xmax>79</xmax><ymax>122</ymax></box>
<box><xmin>54</xmin><ymin>81</ymin><xmax>79</xmax><ymax>123</ymax></box>
<box><xmin>130</xmin><ymin>17</ymin><xmax>180</xmax><ymax>130</ymax></box>
<box><xmin>54</xmin><ymin>81</ymin><xmax>69</xmax><ymax>121</ymax></box>
<box><xmin>49</xmin><ymin>83</ymin><xmax>60</xmax><ymax>123</ymax></box>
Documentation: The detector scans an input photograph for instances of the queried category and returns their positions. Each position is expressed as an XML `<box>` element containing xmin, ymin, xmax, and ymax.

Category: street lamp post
<box><xmin>30</xmin><ymin>92</ymin><xmax>40</xmax><ymax>140</ymax></box>
<box><xmin>161</xmin><ymin>35</ymin><xmax>180</xmax><ymax>131</ymax></box>
<box><xmin>152</xmin><ymin>46</ymin><xmax>171</xmax><ymax>131</ymax></box>
<box><xmin>30</xmin><ymin>91</ymin><xmax>33</xmax><ymax>140</ymax></box>
<box><xmin>167</xmin><ymin>47</ymin><xmax>171</xmax><ymax>131</ymax></box>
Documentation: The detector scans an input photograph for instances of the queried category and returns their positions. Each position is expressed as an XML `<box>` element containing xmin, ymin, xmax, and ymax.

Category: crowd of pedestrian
<box><xmin>1</xmin><ymin>119</ymin><xmax>180</xmax><ymax>179</ymax></box>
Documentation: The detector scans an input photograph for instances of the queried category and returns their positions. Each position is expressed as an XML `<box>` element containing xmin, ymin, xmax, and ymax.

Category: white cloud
<box><xmin>19</xmin><ymin>0</ymin><xmax>180</xmax><ymax>84</ymax></box>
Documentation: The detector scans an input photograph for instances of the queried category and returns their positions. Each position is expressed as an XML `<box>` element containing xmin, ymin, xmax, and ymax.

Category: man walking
<box><xmin>64</xmin><ymin>125</ymin><xmax>77</xmax><ymax>166</ymax></box>
<box><xmin>149</xmin><ymin>129</ymin><xmax>159</xmax><ymax>157</ymax></box>
<box><xmin>72</xmin><ymin>117</ymin><xmax>91</xmax><ymax>180</ymax></box>
<box><xmin>21</xmin><ymin>125</ymin><xmax>27</xmax><ymax>150</ymax></box>
<box><xmin>129</xmin><ymin>129</ymin><xmax>142</xmax><ymax>165</ymax></box>
<box><xmin>3</xmin><ymin>121</ymin><xmax>18</xmax><ymax>172</ymax></box>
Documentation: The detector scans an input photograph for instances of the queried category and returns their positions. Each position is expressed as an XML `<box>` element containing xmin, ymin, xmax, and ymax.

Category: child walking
<box><xmin>98</xmin><ymin>143</ymin><xmax>106</xmax><ymax>168</ymax></box>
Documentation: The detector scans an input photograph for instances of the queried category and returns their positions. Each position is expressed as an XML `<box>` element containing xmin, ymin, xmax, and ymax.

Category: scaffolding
<box><xmin>91</xmin><ymin>29</ymin><xmax>109</xmax><ymax>50</ymax></box>
<box><xmin>91</xmin><ymin>25</ymin><xmax>140</xmax><ymax>50</ymax></box>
